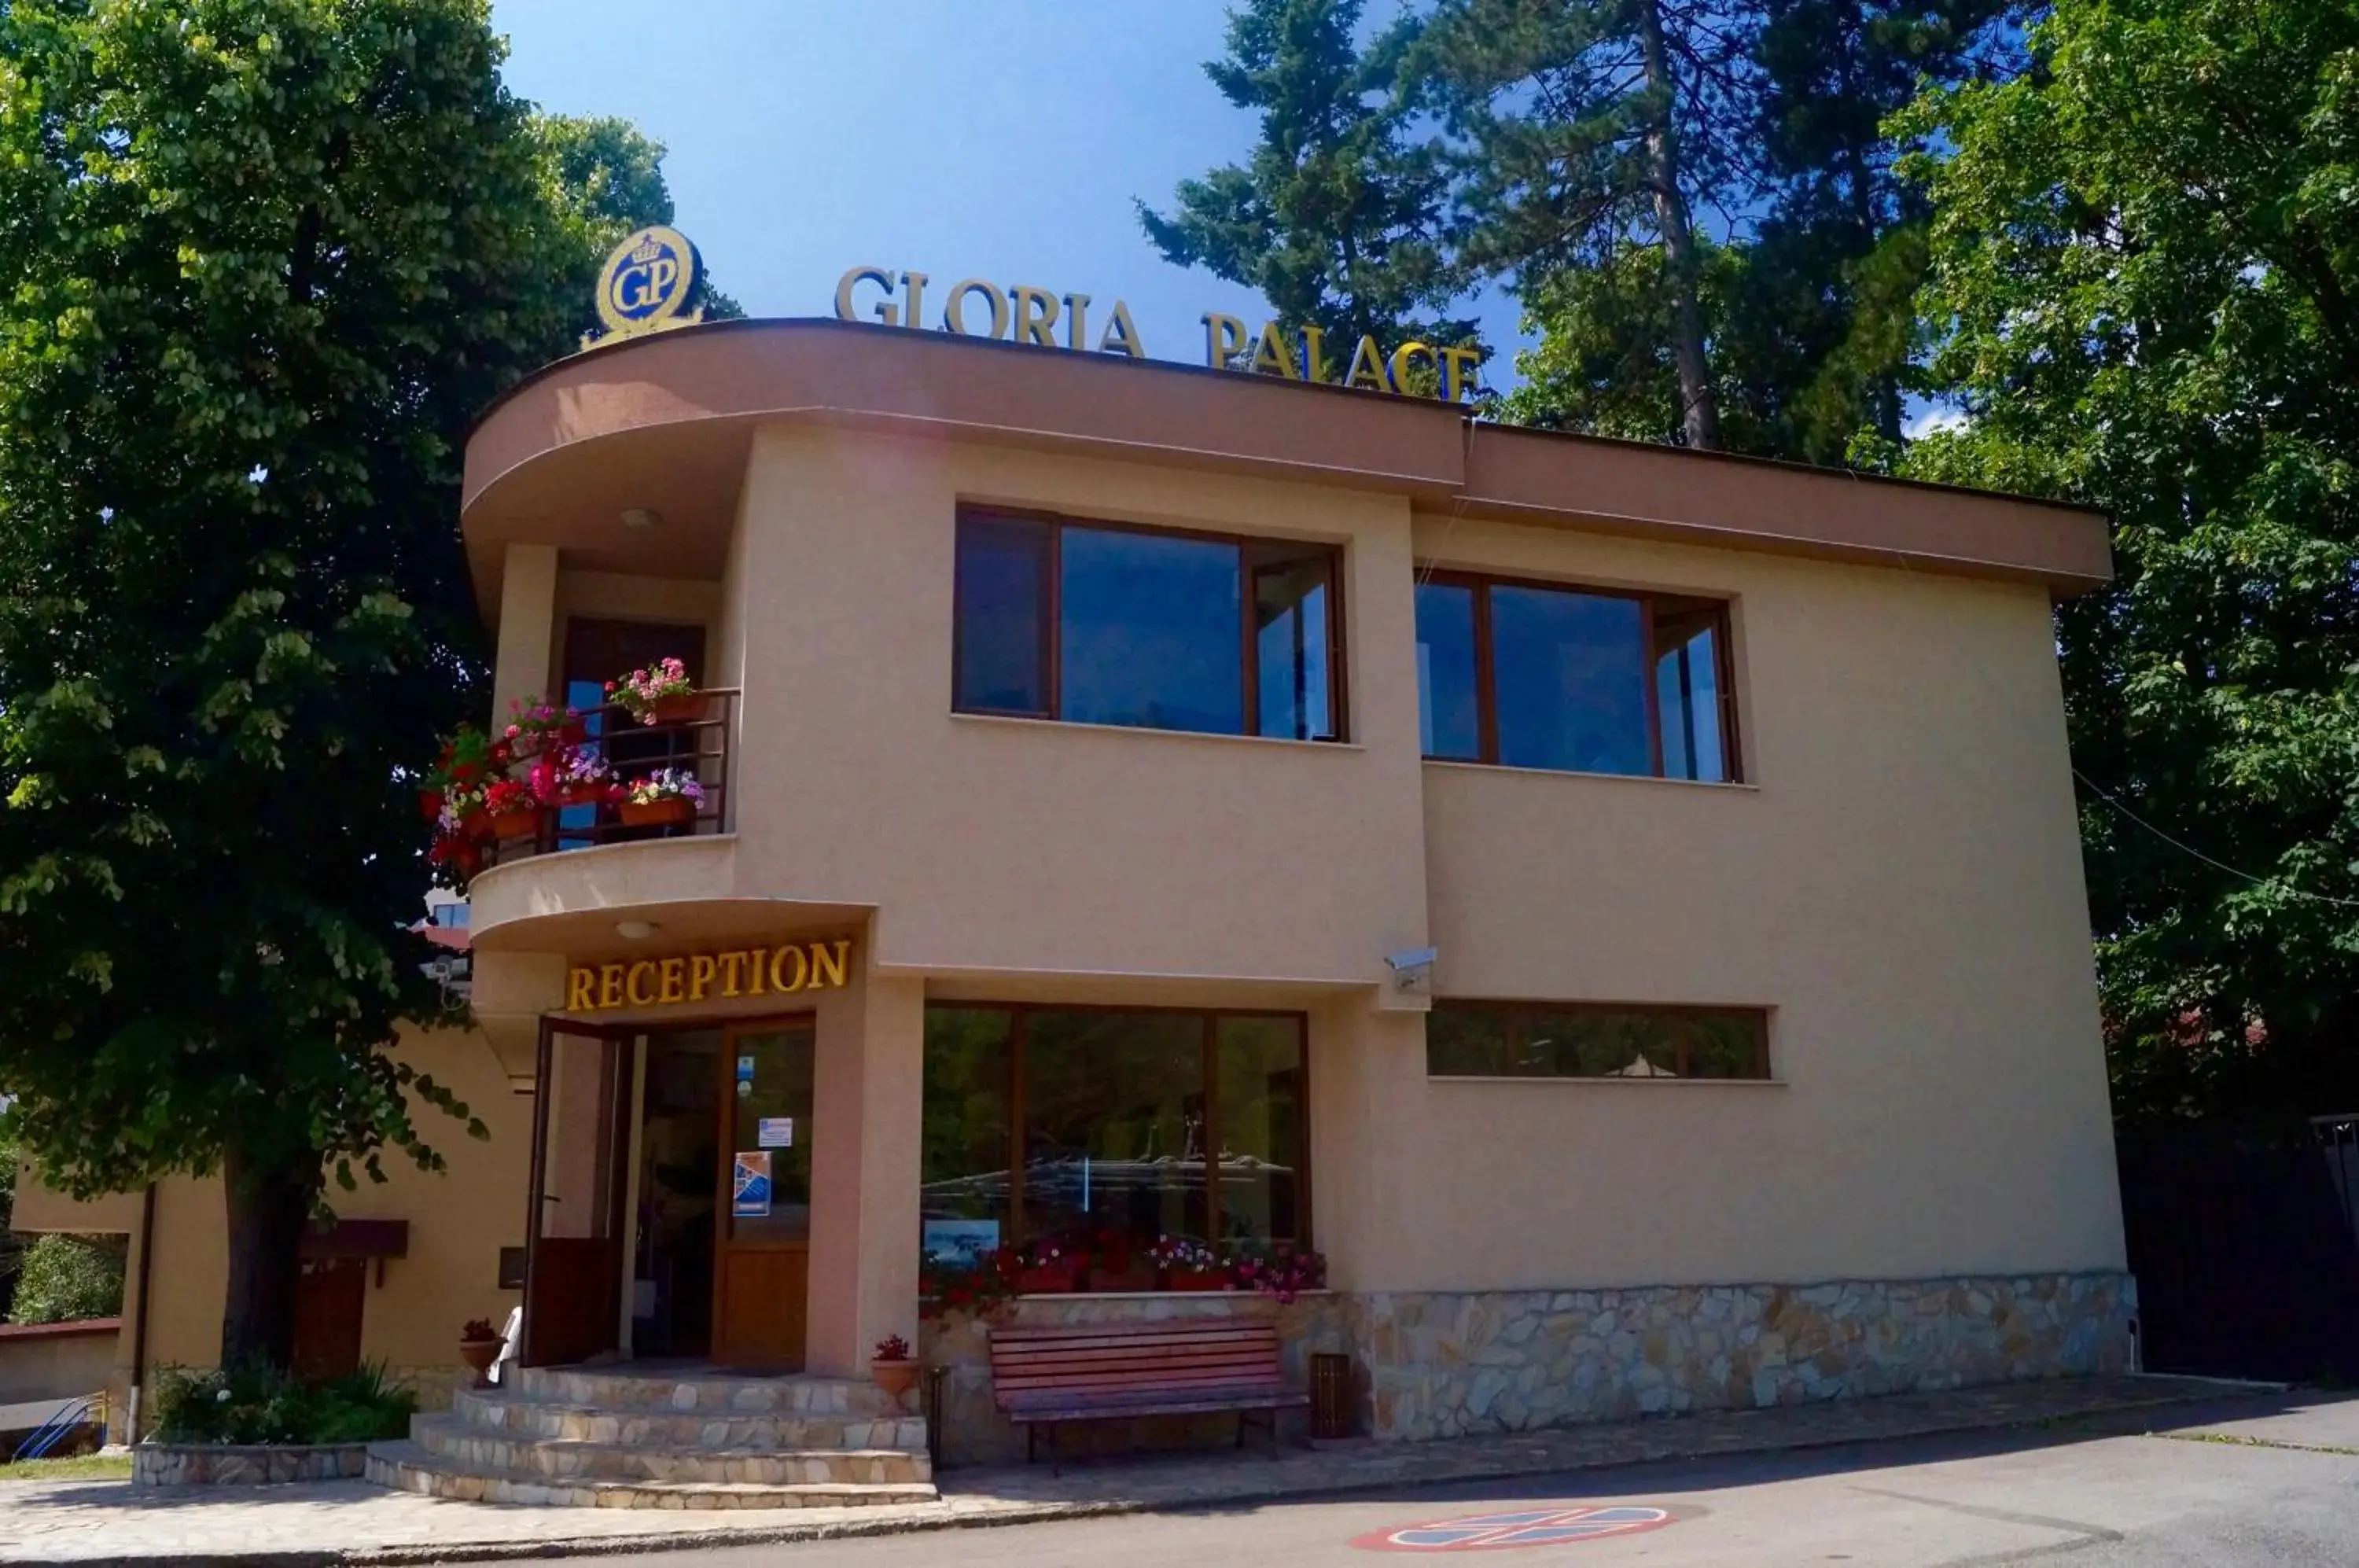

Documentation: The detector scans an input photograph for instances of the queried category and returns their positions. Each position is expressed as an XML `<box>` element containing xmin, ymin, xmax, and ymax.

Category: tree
<box><xmin>1900</xmin><ymin>0</ymin><xmax>2359</xmax><ymax>1121</ymax></box>
<box><xmin>1141</xmin><ymin>0</ymin><xmax>1474</xmax><ymax>356</ymax></box>
<box><xmin>1500</xmin><ymin>1</ymin><xmax>2018</xmax><ymax>462</ymax></box>
<box><xmin>0</xmin><ymin>0</ymin><xmax>674</xmax><ymax>1369</ymax></box>
<box><xmin>1419</xmin><ymin>0</ymin><xmax>1759</xmax><ymax>448</ymax></box>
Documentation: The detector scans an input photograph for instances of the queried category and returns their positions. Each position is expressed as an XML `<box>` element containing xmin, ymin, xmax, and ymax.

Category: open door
<box><xmin>521</xmin><ymin>1020</ymin><xmax>635</xmax><ymax>1367</ymax></box>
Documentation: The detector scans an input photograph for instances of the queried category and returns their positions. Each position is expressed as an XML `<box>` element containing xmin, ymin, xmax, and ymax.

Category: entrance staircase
<box><xmin>366</xmin><ymin>1365</ymin><xmax>936</xmax><ymax>1509</ymax></box>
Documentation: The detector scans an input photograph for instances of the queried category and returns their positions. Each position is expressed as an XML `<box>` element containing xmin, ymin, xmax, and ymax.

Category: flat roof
<box><xmin>461</xmin><ymin>318</ymin><xmax>2111</xmax><ymax>617</ymax></box>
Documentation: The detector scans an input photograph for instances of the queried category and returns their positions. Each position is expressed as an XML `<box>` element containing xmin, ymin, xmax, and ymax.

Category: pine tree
<box><xmin>1141</xmin><ymin>0</ymin><xmax>1475</xmax><ymax>356</ymax></box>
<box><xmin>1419</xmin><ymin>0</ymin><xmax>1757</xmax><ymax>448</ymax></box>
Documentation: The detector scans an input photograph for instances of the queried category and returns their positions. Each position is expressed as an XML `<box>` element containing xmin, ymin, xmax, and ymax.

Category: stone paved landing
<box><xmin>0</xmin><ymin>1375</ymin><xmax>2270</xmax><ymax>1563</ymax></box>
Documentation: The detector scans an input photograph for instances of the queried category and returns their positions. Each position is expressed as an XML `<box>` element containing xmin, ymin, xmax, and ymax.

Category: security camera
<box><xmin>1384</xmin><ymin>946</ymin><xmax>1438</xmax><ymax>992</ymax></box>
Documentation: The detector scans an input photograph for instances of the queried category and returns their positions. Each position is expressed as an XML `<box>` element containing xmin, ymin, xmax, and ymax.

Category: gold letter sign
<box><xmin>567</xmin><ymin>939</ymin><xmax>856</xmax><ymax>1012</ymax></box>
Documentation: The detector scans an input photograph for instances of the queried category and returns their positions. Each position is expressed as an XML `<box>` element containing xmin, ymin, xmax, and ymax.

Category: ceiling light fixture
<box><xmin>614</xmin><ymin>919</ymin><xmax>661</xmax><ymax>940</ymax></box>
<box><xmin>620</xmin><ymin>506</ymin><xmax>662</xmax><ymax>532</ymax></box>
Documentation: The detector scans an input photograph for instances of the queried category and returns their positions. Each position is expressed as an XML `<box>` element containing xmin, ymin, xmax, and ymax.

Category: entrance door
<box><xmin>291</xmin><ymin>1258</ymin><xmax>366</xmax><ymax>1382</ymax></box>
<box><xmin>631</xmin><ymin>1029</ymin><xmax>721</xmax><ymax>1359</ymax></box>
<box><xmin>712</xmin><ymin>1019</ymin><xmax>815</xmax><ymax>1367</ymax></box>
<box><xmin>521</xmin><ymin>1021</ymin><xmax>635</xmax><ymax>1367</ymax></box>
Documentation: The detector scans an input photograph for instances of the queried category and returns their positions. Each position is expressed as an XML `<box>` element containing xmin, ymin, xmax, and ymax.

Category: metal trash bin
<box><xmin>1310</xmin><ymin>1352</ymin><xmax>1352</xmax><ymax>1440</ymax></box>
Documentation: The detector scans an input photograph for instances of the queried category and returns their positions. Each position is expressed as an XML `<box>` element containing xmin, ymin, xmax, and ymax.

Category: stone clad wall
<box><xmin>922</xmin><ymin>1272</ymin><xmax>2134</xmax><ymax>1463</ymax></box>
<box><xmin>1349</xmin><ymin>1272</ymin><xmax>2137</xmax><ymax>1442</ymax></box>
<box><xmin>134</xmin><ymin>1441</ymin><xmax>370</xmax><ymax>1486</ymax></box>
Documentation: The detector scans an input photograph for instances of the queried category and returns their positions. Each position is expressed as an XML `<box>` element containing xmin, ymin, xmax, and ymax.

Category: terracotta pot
<box><xmin>618</xmin><ymin>796</ymin><xmax>695</xmax><ymax>828</ymax></box>
<box><xmin>1015</xmin><ymin>1265</ymin><xmax>1080</xmax><ymax>1294</ymax></box>
<box><xmin>458</xmin><ymin>1337</ymin><xmax>501</xmax><ymax>1389</ymax></box>
<box><xmin>1164</xmin><ymin>1268</ymin><xmax>1231</xmax><ymax>1292</ymax></box>
<box><xmin>645</xmin><ymin>691</ymin><xmax>706</xmax><ymax>726</ymax></box>
<box><xmin>870</xmin><ymin>1359</ymin><xmax>921</xmax><ymax>1410</ymax></box>
<box><xmin>487</xmin><ymin>808</ymin><xmax>541</xmax><ymax>841</ymax></box>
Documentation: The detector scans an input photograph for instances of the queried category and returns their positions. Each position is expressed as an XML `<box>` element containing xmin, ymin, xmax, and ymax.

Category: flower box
<box><xmin>1163</xmin><ymin>1268</ymin><xmax>1231</xmax><ymax>1292</ymax></box>
<box><xmin>647</xmin><ymin>691</ymin><xmax>707</xmax><ymax>726</ymax></box>
<box><xmin>618</xmin><ymin>796</ymin><xmax>695</xmax><ymax>828</ymax></box>
<box><xmin>1016</xmin><ymin>1264</ymin><xmax>1082</xmax><ymax>1294</ymax></box>
<box><xmin>1088</xmin><ymin>1264</ymin><xmax>1158</xmax><ymax>1294</ymax></box>
<box><xmin>487</xmin><ymin>808</ymin><xmax>542</xmax><ymax>841</ymax></box>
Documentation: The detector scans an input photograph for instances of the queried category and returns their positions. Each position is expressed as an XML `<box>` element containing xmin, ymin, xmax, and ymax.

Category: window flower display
<box><xmin>480</xmin><ymin>778</ymin><xmax>542</xmax><ymax>841</ymax></box>
<box><xmin>605</xmin><ymin>657</ymin><xmax>703</xmax><ymax>726</ymax></box>
<box><xmin>616</xmin><ymin>767</ymin><xmax>704</xmax><ymax>828</ymax></box>
<box><xmin>500</xmin><ymin>697</ymin><xmax>585</xmax><ymax>759</ymax></box>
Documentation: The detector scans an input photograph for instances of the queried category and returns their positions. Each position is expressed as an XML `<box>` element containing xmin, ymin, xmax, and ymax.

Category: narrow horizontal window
<box><xmin>954</xmin><ymin>510</ymin><xmax>1345</xmax><ymax>742</ymax></box>
<box><xmin>1415</xmin><ymin>572</ymin><xmax>1738</xmax><ymax>781</ymax></box>
<box><xmin>1426</xmin><ymin>1003</ymin><xmax>1769</xmax><ymax>1080</ymax></box>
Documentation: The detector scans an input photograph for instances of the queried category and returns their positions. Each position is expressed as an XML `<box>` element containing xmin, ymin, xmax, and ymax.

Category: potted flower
<box><xmin>1232</xmin><ymin>1245</ymin><xmax>1327</xmax><ymax>1304</ymax></box>
<box><xmin>870</xmin><ymin>1334</ymin><xmax>919</xmax><ymax>1409</ymax></box>
<box><xmin>1014</xmin><ymin>1240</ymin><xmax>1082</xmax><ymax>1294</ymax></box>
<box><xmin>1087</xmin><ymin>1228</ymin><xmax>1157</xmax><ymax>1293</ymax></box>
<box><xmin>458</xmin><ymin>1317</ymin><xmax>503</xmax><ymax>1388</ymax></box>
<box><xmin>500</xmin><ymin>697</ymin><xmax>585</xmax><ymax>759</ymax></box>
<box><xmin>617</xmin><ymin>768</ymin><xmax>704</xmax><ymax>828</ymax></box>
<box><xmin>606</xmin><ymin>657</ymin><xmax>704</xmax><ymax>727</ymax></box>
<box><xmin>480</xmin><ymin>778</ymin><xmax>543</xmax><ymax>841</ymax></box>
<box><xmin>1153</xmin><ymin>1235</ymin><xmax>1231</xmax><ymax>1291</ymax></box>
<box><xmin>533</xmin><ymin>745</ymin><xmax>611</xmax><ymax>808</ymax></box>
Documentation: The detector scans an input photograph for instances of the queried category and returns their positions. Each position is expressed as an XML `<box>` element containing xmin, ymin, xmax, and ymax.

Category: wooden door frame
<box><xmin>521</xmin><ymin>1016</ymin><xmax>640</xmax><ymax>1367</ymax></box>
<box><xmin>709</xmin><ymin>1013</ymin><xmax>816</xmax><ymax>1367</ymax></box>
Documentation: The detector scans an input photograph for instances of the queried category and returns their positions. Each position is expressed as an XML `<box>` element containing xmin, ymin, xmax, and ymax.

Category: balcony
<box><xmin>469</xmin><ymin>688</ymin><xmax>738</xmax><ymax>872</ymax></box>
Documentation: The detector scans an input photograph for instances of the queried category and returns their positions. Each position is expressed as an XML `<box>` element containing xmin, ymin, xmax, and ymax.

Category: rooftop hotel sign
<box><xmin>833</xmin><ymin>264</ymin><xmax>1482</xmax><ymax>403</ymax></box>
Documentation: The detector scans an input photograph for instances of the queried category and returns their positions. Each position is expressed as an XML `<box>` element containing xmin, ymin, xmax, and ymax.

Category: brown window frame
<box><xmin>952</xmin><ymin>507</ymin><xmax>1348</xmax><ymax>743</ymax></box>
<box><xmin>1424</xmin><ymin>1000</ymin><xmax>1772</xmax><ymax>1081</ymax></box>
<box><xmin>921</xmin><ymin>1001</ymin><xmax>1313</xmax><ymax>1257</ymax></box>
<box><xmin>1415</xmin><ymin>569</ymin><xmax>1740</xmax><ymax>781</ymax></box>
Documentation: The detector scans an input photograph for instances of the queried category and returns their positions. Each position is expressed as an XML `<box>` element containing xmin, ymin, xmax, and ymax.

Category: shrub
<box><xmin>150</xmin><ymin>1362</ymin><xmax>417</xmax><ymax>1446</ymax></box>
<box><xmin>9</xmin><ymin>1234</ymin><xmax>124</xmax><ymax>1324</ymax></box>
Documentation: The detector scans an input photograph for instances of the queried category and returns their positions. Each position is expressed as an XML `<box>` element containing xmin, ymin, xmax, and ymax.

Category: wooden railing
<box><xmin>482</xmin><ymin>688</ymin><xmax>738</xmax><ymax>869</ymax></box>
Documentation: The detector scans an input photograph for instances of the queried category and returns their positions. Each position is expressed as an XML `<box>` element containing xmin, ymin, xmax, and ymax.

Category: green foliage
<box><xmin>529</xmin><ymin>113</ymin><xmax>742</xmax><ymax>328</ymax></box>
<box><xmin>150</xmin><ymin>1361</ymin><xmax>417</xmax><ymax>1445</ymax></box>
<box><xmin>8</xmin><ymin>1235</ymin><xmax>125</xmax><ymax>1325</ymax></box>
<box><xmin>1142</xmin><ymin>0</ymin><xmax>1473</xmax><ymax>355</ymax></box>
<box><xmin>0</xmin><ymin>0</ymin><xmax>686</xmax><ymax>1362</ymax></box>
<box><xmin>1900</xmin><ymin>0</ymin><xmax>2359</xmax><ymax>1120</ymax></box>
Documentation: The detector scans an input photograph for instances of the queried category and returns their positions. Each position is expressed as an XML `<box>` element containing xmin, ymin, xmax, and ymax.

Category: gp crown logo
<box><xmin>584</xmin><ymin>224</ymin><xmax>704</xmax><ymax>350</ymax></box>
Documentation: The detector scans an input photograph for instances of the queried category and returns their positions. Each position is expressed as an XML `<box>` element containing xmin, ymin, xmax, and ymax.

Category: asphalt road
<box><xmin>510</xmin><ymin>1393</ymin><xmax>2359</xmax><ymax>1567</ymax></box>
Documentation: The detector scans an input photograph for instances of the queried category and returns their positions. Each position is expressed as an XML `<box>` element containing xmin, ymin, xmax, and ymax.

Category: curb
<box><xmin>10</xmin><ymin>1381</ymin><xmax>2279</xmax><ymax>1567</ymax></box>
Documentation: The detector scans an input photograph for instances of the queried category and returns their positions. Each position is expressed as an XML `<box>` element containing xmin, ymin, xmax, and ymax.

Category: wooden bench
<box><xmin>988</xmin><ymin>1318</ymin><xmax>1308</xmax><ymax>1467</ymax></box>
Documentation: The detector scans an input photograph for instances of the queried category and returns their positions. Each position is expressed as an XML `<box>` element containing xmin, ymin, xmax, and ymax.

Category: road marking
<box><xmin>1352</xmin><ymin>1505</ymin><xmax>1673</xmax><ymax>1551</ymax></box>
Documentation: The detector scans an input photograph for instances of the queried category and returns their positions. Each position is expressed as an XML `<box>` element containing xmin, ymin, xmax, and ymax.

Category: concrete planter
<box><xmin>134</xmin><ymin>1440</ymin><xmax>371</xmax><ymax>1487</ymax></box>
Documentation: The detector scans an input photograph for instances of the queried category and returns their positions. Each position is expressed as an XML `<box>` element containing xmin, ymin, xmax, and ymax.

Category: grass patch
<box><xmin>0</xmin><ymin>1452</ymin><xmax>131</xmax><ymax>1482</ymax></box>
<box><xmin>2160</xmin><ymin>1431</ymin><xmax>2359</xmax><ymax>1458</ymax></box>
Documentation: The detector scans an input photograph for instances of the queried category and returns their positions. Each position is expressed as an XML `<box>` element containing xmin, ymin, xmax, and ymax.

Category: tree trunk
<box><xmin>1633</xmin><ymin>0</ymin><xmax>1720</xmax><ymax>451</ymax></box>
<box><xmin>219</xmin><ymin>1141</ymin><xmax>317</xmax><ymax>1370</ymax></box>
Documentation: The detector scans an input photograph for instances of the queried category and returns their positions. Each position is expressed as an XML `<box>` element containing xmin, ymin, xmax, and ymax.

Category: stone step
<box><xmin>450</xmin><ymin>1387</ymin><xmax>927</xmax><ymax>1452</ymax></box>
<box><xmin>365</xmin><ymin>1441</ymin><xmax>940</xmax><ymax>1511</ymax></box>
<box><xmin>508</xmin><ymin>1367</ymin><xmax>904</xmax><ymax>1417</ymax></box>
<box><xmin>411</xmin><ymin>1414</ymin><xmax>931</xmax><ymax>1486</ymax></box>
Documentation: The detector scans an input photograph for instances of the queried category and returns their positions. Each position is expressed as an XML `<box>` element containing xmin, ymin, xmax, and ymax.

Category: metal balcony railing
<box><xmin>481</xmin><ymin>688</ymin><xmax>738</xmax><ymax>869</ymax></box>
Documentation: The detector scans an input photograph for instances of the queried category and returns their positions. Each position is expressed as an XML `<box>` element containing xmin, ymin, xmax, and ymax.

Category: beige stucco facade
<box><xmin>13</xmin><ymin>321</ymin><xmax>2129</xmax><ymax>1442</ymax></box>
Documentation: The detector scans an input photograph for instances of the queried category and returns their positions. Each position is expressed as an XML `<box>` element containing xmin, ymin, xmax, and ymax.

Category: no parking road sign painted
<box><xmin>1352</xmin><ymin>1505</ymin><xmax>1673</xmax><ymax>1551</ymax></box>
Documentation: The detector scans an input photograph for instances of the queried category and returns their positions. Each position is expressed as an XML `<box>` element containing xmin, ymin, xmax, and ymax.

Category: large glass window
<box><xmin>954</xmin><ymin>511</ymin><xmax>1344</xmax><ymax>741</ymax></box>
<box><xmin>918</xmin><ymin>1005</ymin><xmax>1309</xmax><ymax>1275</ymax></box>
<box><xmin>1426</xmin><ymin>1003</ymin><xmax>1769</xmax><ymax>1080</ymax></box>
<box><xmin>1413</xmin><ymin>572</ymin><xmax>1738</xmax><ymax>781</ymax></box>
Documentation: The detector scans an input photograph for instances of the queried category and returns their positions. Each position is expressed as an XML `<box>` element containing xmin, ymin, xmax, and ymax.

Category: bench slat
<box><xmin>988</xmin><ymin>1316</ymin><xmax>1302</xmax><ymax>1441</ymax></box>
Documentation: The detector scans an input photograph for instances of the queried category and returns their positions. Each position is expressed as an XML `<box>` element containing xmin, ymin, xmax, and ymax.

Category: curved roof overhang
<box><xmin>460</xmin><ymin>318</ymin><xmax>2111</xmax><ymax>620</ymax></box>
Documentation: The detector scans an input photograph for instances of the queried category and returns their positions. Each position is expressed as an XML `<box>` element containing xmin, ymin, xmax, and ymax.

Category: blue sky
<box><xmin>489</xmin><ymin>0</ymin><xmax>1527</xmax><ymax>376</ymax></box>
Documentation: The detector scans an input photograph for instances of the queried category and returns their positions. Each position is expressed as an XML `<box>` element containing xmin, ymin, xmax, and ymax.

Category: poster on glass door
<box><xmin>731</xmin><ymin>1150</ymin><xmax>772</xmax><ymax>1219</ymax></box>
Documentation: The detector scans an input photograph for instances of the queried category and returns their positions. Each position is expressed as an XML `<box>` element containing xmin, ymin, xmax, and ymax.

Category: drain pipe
<box><xmin>124</xmin><ymin>1183</ymin><xmax>156</xmax><ymax>1445</ymax></box>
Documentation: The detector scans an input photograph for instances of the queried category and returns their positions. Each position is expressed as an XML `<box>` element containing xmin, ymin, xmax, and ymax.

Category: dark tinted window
<box><xmin>1425</xmin><ymin>1004</ymin><xmax>1768</xmax><ymax>1080</ymax></box>
<box><xmin>1414</xmin><ymin>580</ymin><xmax>1481</xmax><ymax>760</ymax></box>
<box><xmin>1491</xmin><ymin>586</ymin><xmax>1650</xmax><ymax>775</ymax></box>
<box><xmin>1059</xmin><ymin>528</ymin><xmax>1242</xmax><ymax>734</ymax></box>
<box><xmin>953</xmin><ymin>516</ymin><xmax>1050</xmax><ymax>714</ymax></box>
<box><xmin>952</xmin><ymin>512</ymin><xmax>1344</xmax><ymax>742</ymax></box>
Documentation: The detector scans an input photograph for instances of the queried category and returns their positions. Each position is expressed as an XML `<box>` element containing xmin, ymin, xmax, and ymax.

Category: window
<box><xmin>1415</xmin><ymin>574</ymin><xmax>1737</xmax><ymax>780</ymax></box>
<box><xmin>954</xmin><ymin>511</ymin><xmax>1343</xmax><ymax>741</ymax></box>
<box><xmin>918</xmin><ymin>1005</ymin><xmax>1308</xmax><ymax>1269</ymax></box>
<box><xmin>1426</xmin><ymin>1003</ymin><xmax>1769</xmax><ymax>1080</ymax></box>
